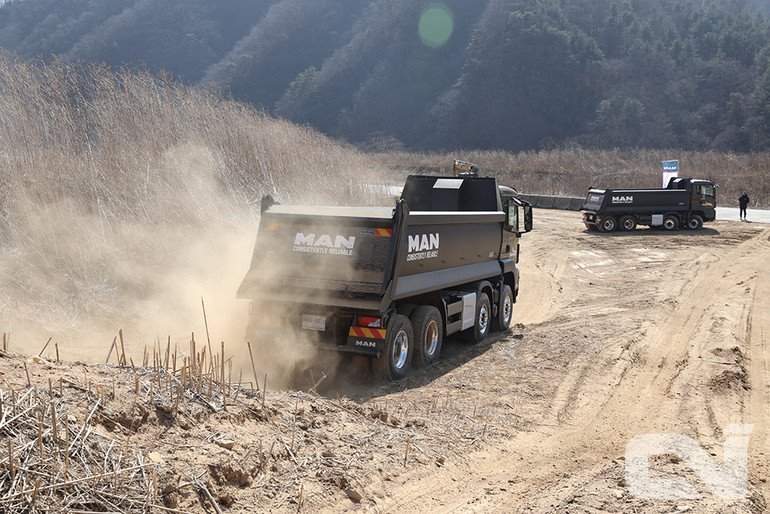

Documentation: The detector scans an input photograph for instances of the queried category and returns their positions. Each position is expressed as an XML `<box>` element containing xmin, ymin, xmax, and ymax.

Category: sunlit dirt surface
<box><xmin>2</xmin><ymin>209</ymin><xmax>768</xmax><ymax>513</ymax></box>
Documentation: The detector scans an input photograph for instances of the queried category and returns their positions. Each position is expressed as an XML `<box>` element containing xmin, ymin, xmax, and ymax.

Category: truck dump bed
<box><xmin>237</xmin><ymin>175</ymin><xmax>509</xmax><ymax>312</ymax></box>
<box><xmin>236</xmin><ymin>205</ymin><xmax>395</xmax><ymax>310</ymax></box>
<box><xmin>582</xmin><ymin>187</ymin><xmax>692</xmax><ymax>213</ymax></box>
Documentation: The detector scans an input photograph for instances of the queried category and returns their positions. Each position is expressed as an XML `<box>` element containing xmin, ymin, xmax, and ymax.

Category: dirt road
<box><xmin>3</xmin><ymin>209</ymin><xmax>768</xmax><ymax>513</ymax></box>
<box><xmin>349</xmin><ymin>210</ymin><xmax>770</xmax><ymax>513</ymax></box>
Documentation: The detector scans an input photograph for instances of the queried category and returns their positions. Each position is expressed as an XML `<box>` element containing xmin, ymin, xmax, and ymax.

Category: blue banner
<box><xmin>662</xmin><ymin>160</ymin><xmax>679</xmax><ymax>172</ymax></box>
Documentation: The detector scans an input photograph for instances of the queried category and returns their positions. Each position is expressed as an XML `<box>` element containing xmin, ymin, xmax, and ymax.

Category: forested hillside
<box><xmin>2</xmin><ymin>0</ymin><xmax>770</xmax><ymax>152</ymax></box>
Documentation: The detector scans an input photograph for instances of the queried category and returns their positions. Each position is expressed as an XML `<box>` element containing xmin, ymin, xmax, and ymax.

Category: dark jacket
<box><xmin>739</xmin><ymin>193</ymin><xmax>750</xmax><ymax>208</ymax></box>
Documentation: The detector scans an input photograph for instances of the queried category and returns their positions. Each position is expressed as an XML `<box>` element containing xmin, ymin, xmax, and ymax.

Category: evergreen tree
<box><xmin>1</xmin><ymin>0</ymin><xmax>770</xmax><ymax>151</ymax></box>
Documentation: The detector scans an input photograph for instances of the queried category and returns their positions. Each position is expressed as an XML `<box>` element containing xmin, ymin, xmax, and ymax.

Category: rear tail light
<box><xmin>356</xmin><ymin>315</ymin><xmax>382</xmax><ymax>328</ymax></box>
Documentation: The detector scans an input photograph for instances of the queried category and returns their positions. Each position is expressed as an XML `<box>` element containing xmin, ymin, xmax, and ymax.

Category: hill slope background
<box><xmin>2</xmin><ymin>0</ymin><xmax>770</xmax><ymax>153</ymax></box>
<box><xmin>1</xmin><ymin>54</ymin><xmax>768</xmax><ymax>355</ymax></box>
<box><xmin>0</xmin><ymin>53</ymin><xmax>390</xmax><ymax>359</ymax></box>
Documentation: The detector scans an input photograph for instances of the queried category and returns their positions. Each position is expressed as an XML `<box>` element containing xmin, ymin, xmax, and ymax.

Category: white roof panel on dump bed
<box><xmin>433</xmin><ymin>178</ymin><xmax>464</xmax><ymax>189</ymax></box>
<box><xmin>268</xmin><ymin>205</ymin><xmax>394</xmax><ymax>219</ymax></box>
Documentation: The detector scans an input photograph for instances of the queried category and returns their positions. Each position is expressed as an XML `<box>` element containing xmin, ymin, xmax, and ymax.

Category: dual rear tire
<box><xmin>599</xmin><ymin>215</ymin><xmax>638</xmax><ymax>232</ymax></box>
<box><xmin>373</xmin><ymin>314</ymin><xmax>414</xmax><ymax>381</ymax></box>
<box><xmin>412</xmin><ymin>306</ymin><xmax>443</xmax><ymax>368</ymax></box>
<box><xmin>598</xmin><ymin>217</ymin><xmax>617</xmax><ymax>233</ymax></box>
<box><xmin>374</xmin><ymin>285</ymin><xmax>514</xmax><ymax>380</ymax></box>
<box><xmin>620</xmin><ymin>215</ymin><xmax>637</xmax><ymax>231</ymax></box>
<box><xmin>373</xmin><ymin>306</ymin><xmax>445</xmax><ymax>381</ymax></box>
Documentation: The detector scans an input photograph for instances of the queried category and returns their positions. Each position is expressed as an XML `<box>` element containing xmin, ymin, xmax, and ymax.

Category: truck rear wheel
<box><xmin>464</xmin><ymin>292</ymin><xmax>491</xmax><ymax>344</ymax></box>
<box><xmin>620</xmin><ymin>215</ymin><xmax>637</xmax><ymax>232</ymax></box>
<box><xmin>598</xmin><ymin>217</ymin><xmax>616</xmax><ymax>233</ymax></box>
<box><xmin>584</xmin><ymin>222</ymin><xmax>596</xmax><ymax>231</ymax></box>
<box><xmin>663</xmin><ymin>215</ymin><xmax>679</xmax><ymax>231</ymax></box>
<box><xmin>411</xmin><ymin>306</ymin><xmax>443</xmax><ymax>368</ymax></box>
<box><xmin>687</xmin><ymin>215</ymin><xmax>704</xmax><ymax>230</ymax></box>
<box><xmin>494</xmin><ymin>285</ymin><xmax>514</xmax><ymax>332</ymax></box>
<box><xmin>373</xmin><ymin>314</ymin><xmax>413</xmax><ymax>381</ymax></box>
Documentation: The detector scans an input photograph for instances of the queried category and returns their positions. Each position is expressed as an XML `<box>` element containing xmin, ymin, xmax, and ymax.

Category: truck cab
<box><xmin>669</xmin><ymin>178</ymin><xmax>717</xmax><ymax>220</ymax></box>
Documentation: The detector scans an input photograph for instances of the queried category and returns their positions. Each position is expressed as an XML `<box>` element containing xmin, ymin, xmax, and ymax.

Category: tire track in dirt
<box><xmin>509</xmin><ymin>227</ymin><xmax>770</xmax><ymax>512</ymax></box>
<box><xmin>515</xmin><ymin>245</ymin><xmax>570</xmax><ymax>326</ymax></box>
<box><xmin>371</xmin><ymin>222</ymin><xmax>770</xmax><ymax>513</ymax></box>
<box><xmin>746</xmin><ymin>241</ymin><xmax>770</xmax><ymax>502</ymax></box>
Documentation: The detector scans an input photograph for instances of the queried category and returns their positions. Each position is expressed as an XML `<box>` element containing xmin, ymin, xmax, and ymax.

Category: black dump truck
<box><xmin>237</xmin><ymin>163</ymin><xmax>532</xmax><ymax>380</ymax></box>
<box><xmin>581</xmin><ymin>178</ymin><xmax>717</xmax><ymax>232</ymax></box>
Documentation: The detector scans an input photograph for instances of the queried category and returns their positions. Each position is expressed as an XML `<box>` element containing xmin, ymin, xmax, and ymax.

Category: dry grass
<box><xmin>0</xmin><ymin>52</ymin><xmax>387</xmax><ymax>357</ymax></box>
<box><xmin>0</xmin><ymin>343</ymin><xmax>500</xmax><ymax>512</ymax></box>
<box><xmin>376</xmin><ymin>149</ymin><xmax>770</xmax><ymax>207</ymax></box>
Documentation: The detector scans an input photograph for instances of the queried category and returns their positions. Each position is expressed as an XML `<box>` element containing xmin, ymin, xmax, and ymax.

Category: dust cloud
<box><xmin>0</xmin><ymin>141</ymin><xmax>389</xmax><ymax>388</ymax></box>
<box><xmin>0</xmin><ymin>58</ymin><xmax>396</xmax><ymax>387</ymax></box>
<box><xmin>1</xmin><ymin>145</ymin><xmax>254</xmax><ymax>363</ymax></box>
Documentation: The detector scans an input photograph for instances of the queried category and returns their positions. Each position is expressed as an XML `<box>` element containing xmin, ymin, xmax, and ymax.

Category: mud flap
<box><xmin>346</xmin><ymin>327</ymin><xmax>386</xmax><ymax>356</ymax></box>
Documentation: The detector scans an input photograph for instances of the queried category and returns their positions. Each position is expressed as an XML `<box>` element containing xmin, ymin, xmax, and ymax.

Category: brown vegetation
<box><xmin>0</xmin><ymin>341</ymin><xmax>495</xmax><ymax>513</ymax></box>
<box><xmin>0</xmin><ymin>52</ymin><xmax>386</xmax><ymax>357</ymax></box>
<box><xmin>377</xmin><ymin>149</ymin><xmax>770</xmax><ymax>208</ymax></box>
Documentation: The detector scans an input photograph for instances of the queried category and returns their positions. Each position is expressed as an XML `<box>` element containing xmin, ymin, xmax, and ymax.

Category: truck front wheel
<box><xmin>687</xmin><ymin>215</ymin><xmax>704</xmax><ymax>230</ymax></box>
<box><xmin>411</xmin><ymin>306</ymin><xmax>443</xmax><ymax>368</ymax></box>
<box><xmin>373</xmin><ymin>315</ymin><xmax>413</xmax><ymax>381</ymax></box>
<box><xmin>598</xmin><ymin>217</ymin><xmax>617</xmax><ymax>233</ymax></box>
<box><xmin>494</xmin><ymin>285</ymin><xmax>514</xmax><ymax>332</ymax></box>
<box><xmin>464</xmin><ymin>292</ymin><xmax>491</xmax><ymax>344</ymax></box>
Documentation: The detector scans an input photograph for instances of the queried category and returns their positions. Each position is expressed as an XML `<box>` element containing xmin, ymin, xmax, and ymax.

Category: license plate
<box><xmin>301</xmin><ymin>314</ymin><xmax>326</xmax><ymax>331</ymax></box>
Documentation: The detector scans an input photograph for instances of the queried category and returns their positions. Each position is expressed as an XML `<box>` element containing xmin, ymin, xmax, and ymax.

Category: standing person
<box><xmin>739</xmin><ymin>191</ymin><xmax>750</xmax><ymax>221</ymax></box>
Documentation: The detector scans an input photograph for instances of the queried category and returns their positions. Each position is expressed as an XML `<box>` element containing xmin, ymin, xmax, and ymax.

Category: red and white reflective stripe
<box><xmin>348</xmin><ymin>327</ymin><xmax>386</xmax><ymax>339</ymax></box>
<box><xmin>374</xmin><ymin>228</ymin><xmax>393</xmax><ymax>237</ymax></box>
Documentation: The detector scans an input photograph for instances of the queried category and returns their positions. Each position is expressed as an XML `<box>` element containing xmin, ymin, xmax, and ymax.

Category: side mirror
<box><xmin>523</xmin><ymin>204</ymin><xmax>533</xmax><ymax>232</ymax></box>
<box><xmin>504</xmin><ymin>202</ymin><xmax>519</xmax><ymax>233</ymax></box>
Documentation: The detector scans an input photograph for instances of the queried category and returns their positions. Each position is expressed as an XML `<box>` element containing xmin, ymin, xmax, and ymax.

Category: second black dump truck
<box><xmin>238</xmin><ymin>162</ymin><xmax>532</xmax><ymax>380</ymax></box>
<box><xmin>581</xmin><ymin>177</ymin><xmax>717</xmax><ymax>232</ymax></box>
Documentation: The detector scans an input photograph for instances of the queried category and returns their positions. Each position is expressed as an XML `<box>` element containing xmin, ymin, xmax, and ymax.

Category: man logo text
<box><xmin>407</xmin><ymin>233</ymin><xmax>439</xmax><ymax>261</ymax></box>
<box><xmin>612</xmin><ymin>196</ymin><xmax>633</xmax><ymax>204</ymax></box>
<box><xmin>293</xmin><ymin>233</ymin><xmax>355</xmax><ymax>255</ymax></box>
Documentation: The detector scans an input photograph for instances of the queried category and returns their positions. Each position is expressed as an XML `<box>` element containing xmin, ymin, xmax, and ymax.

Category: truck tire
<box><xmin>373</xmin><ymin>315</ymin><xmax>413</xmax><ymax>381</ymax></box>
<box><xmin>584</xmin><ymin>222</ymin><xmax>597</xmax><ymax>231</ymax></box>
<box><xmin>687</xmin><ymin>215</ymin><xmax>704</xmax><ymax>230</ymax></box>
<box><xmin>464</xmin><ymin>292</ymin><xmax>491</xmax><ymax>344</ymax></box>
<box><xmin>663</xmin><ymin>215</ymin><xmax>679</xmax><ymax>231</ymax></box>
<box><xmin>494</xmin><ymin>285</ymin><xmax>514</xmax><ymax>332</ymax></box>
<box><xmin>411</xmin><ymin>306</ymin><xmax>443</xmax><ymax>368</ymax></box>
<box><xmin>598</xmin><ymin>217</ymin><xmax>617</xmax><ymax>233</ymax></box>
<box><xmin>619</xmin><ymin>215</ymin><xmax>637</xmax><ymax>232</ymax></box>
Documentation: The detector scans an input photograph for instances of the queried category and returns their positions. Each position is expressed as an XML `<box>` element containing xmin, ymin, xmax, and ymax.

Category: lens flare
<box><xmin>418</xmin><ymin>3</ymin><xmax>454</xmax><ymax>49</ymax></box>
